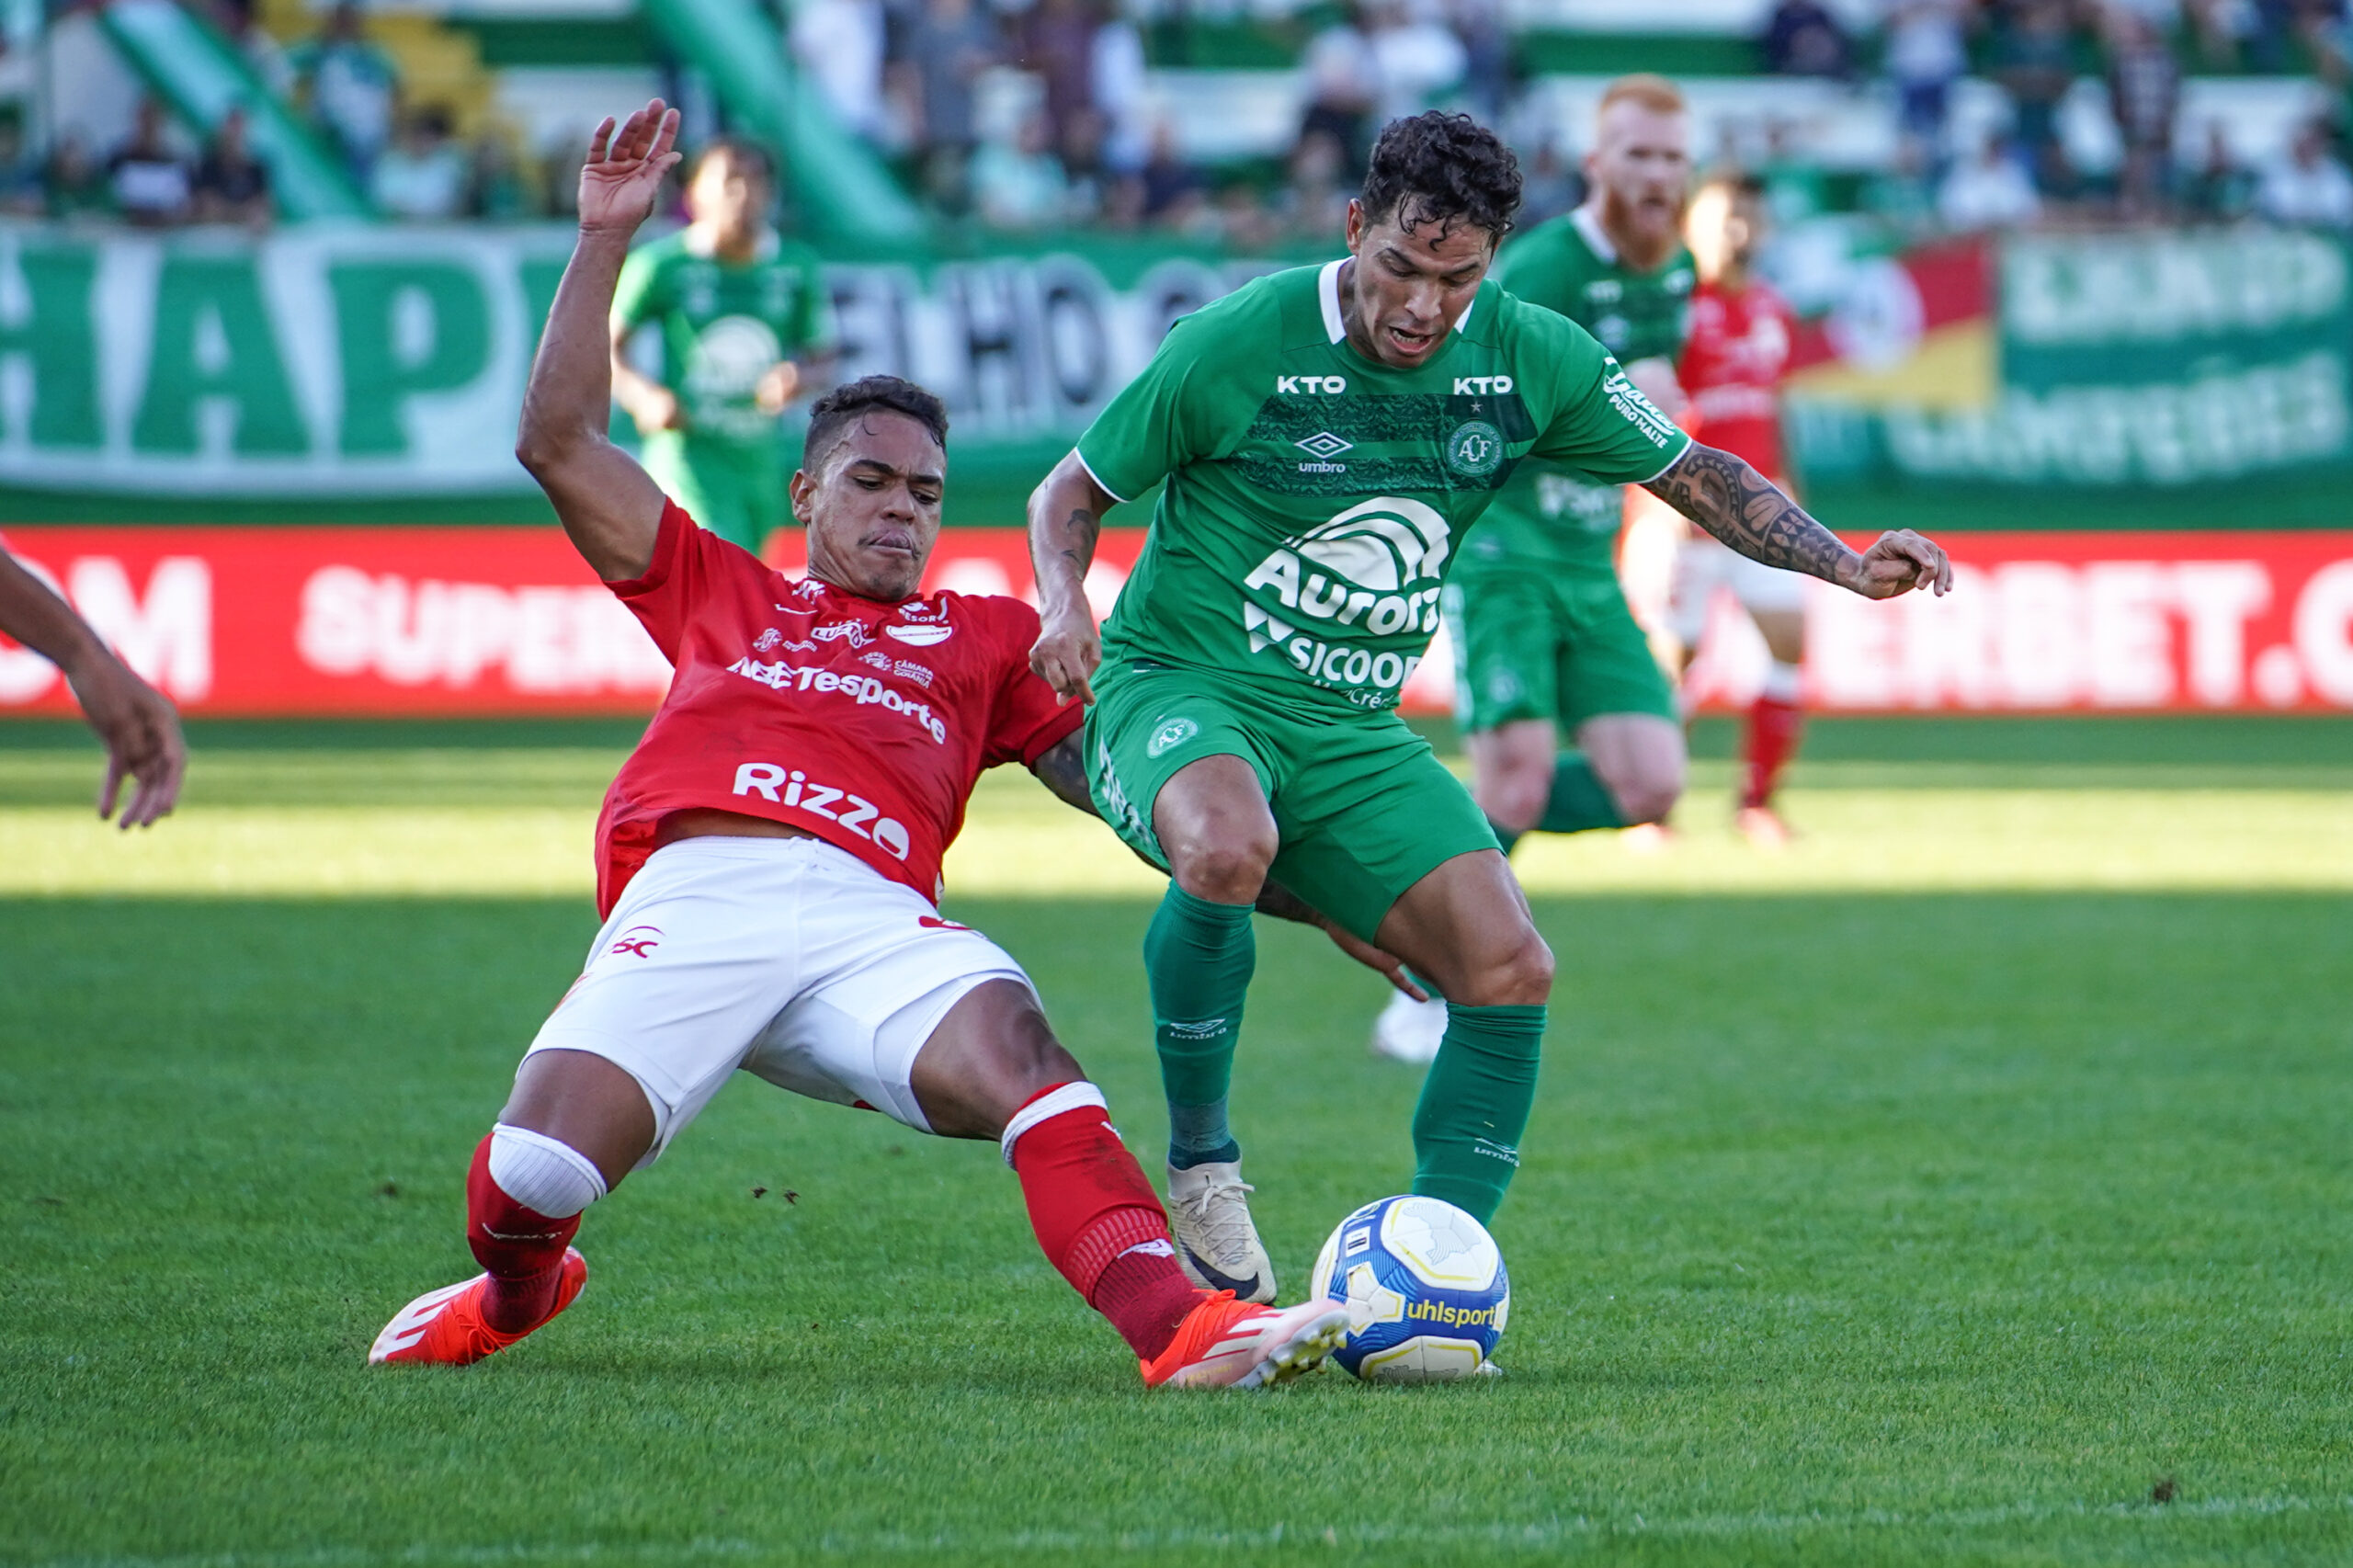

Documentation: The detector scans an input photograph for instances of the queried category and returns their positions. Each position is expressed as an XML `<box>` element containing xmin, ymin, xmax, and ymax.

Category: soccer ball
<box><xmin>1310</xmin><ymin>1194</ymin><xmax>1509</xmax><ymax>1382</ymax></box>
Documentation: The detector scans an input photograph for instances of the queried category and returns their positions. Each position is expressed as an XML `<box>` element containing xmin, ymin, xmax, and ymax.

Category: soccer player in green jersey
<box><xmin>1373</xmin><ymin>73</ymin><xmax>1701</xmax><ymax>1063</ymax></box>
<box><xmin>1025</xmin><ymin>112</ymin><xmax>1950</xmax><ymax>1302</ymax></box>
<box><xmin>609</xmin><ymin>138</ymin><xmax>835</xmax><ymax>555</ymax></box>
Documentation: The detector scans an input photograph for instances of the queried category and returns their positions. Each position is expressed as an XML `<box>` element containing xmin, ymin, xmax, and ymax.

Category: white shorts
<box><xmin>525</xmin><ymin>835</ymin><xmax>1032</xmax><ymax>1161</ymax></box>
<box><xmin>1666</xmin><ymin>534</ymin><xmax>1809</xmax><ymax>648</ymax></box>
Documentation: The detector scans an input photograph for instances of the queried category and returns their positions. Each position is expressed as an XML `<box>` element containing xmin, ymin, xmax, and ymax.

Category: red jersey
<box><xmin>1677</xmin><ymin>278</ymin><xmax>1795</xmax><ymax>479</ymax></box>
<box><xmin>594</xmin><ymin>502</ymin><xmax>1083</xmax><ymax>916</ymax></box>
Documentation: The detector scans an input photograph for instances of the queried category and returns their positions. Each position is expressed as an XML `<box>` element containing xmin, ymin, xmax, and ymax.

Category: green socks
<box><xmin>1538</xmin><ymin>752</ymin><xmax>1625</xmax><ymax>835</ymax></box>
<box><xmin>1411</xmin><ymin>1003</ymin><xmax>1545</xmax><ymax>1223</ymax></box>
<box><xmin>1145</xmin><ymin>883</ymin><xmax>1256</xmax><ymax>1169</ymax></box>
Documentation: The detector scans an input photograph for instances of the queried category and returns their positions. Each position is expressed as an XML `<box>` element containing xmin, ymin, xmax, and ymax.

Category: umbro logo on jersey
<box><xmin>1275</xmin><ymin>375</ymin><xmax>1347</xmax><ymax>394</ymax></box>
<box><xmin>1294</xmin><ymin>431</ymin><xmax>1353</xmax><ymax>460</ymax></box>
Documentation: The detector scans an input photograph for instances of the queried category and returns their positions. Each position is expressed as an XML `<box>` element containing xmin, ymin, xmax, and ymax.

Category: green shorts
<box><xmin>1445</xmin><ymin>562</ymin><xmax>1677</xmax><ymax>735</ymax></box>
<box><xmin>1086</xmin><ymin>661</ymin><xmax>1498</xmax><ymax>943</ymax></box>
<box><xmin>643</xmin><ymin>431</ymin><xmax>789</xmax><ymax>555</ymax></box>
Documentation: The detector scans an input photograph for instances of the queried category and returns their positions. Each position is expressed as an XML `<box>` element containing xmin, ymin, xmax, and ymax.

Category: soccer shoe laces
<box><xmin>1170</xmin><ymin>1175</ymin><xmax>1259</xmax><ymax>1256</ymax></box>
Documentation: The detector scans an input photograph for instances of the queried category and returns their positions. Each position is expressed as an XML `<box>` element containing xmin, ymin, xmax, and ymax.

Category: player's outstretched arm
<box><xmin>1643</xmin><ymin>442</ymin><xmax>1954</xmax><ymax>600</ymax></box>
<box><xmin>517</xmin><ymin>101</ymin><xmax>681</xmax><ymax>583</ymax></box>
<box><xmin>0</xmin><ymin>549</ymin><xmax>185</xmax><ymax>828</ymax></box>
<box><xmin>1027</xmin><ymin>450</ymin><xmax>1120</xmax><ymax>706</ymax></box>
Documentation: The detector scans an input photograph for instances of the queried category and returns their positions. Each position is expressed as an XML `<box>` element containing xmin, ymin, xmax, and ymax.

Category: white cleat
<box><xmin>1370</xmin><ymin>990</ymin><xmax>1447</xmax><ymax>1065</ymax></box>
<box><xmin>1165</xmin><ymin>1159</ymin><xmax>1277</xmax><ymax>1304</ymax></box>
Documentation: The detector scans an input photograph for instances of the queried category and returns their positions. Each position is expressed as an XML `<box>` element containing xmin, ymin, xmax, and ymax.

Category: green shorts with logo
<box><xmin>1446</xmin><ymin>560</ymin><xmax>1677</xmax><ymax>735</ymax></box>
<box><xmin>644</xmin><ymin>430</ymin><xmax>789</xmax><ymax>555</ymax></box>
<box><xmin>1086</xmin><ymin>660</ymin><xmax>1498</xmax><ymax>943</ymax></box>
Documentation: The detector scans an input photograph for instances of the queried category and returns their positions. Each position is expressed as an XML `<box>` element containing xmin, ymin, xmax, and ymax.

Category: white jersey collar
<box><xmin>1570</xmin><ymin>203</ymin><xmax>1616</xmax><ymax>266</ymax></box>
<box><xmin>1319</xmin><ymin>256</ymin><xmax>1482</xmax><ymax>349</ymax></box>
<box><xmin>683</xmin><ymin>225</ymin><xmax>782</xmax><ymax>263</ymax></box>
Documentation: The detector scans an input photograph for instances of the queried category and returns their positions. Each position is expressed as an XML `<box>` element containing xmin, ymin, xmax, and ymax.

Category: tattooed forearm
<box><xmin>1029</xmin><ymin>733</ymin><xmax>1097</xmax><ymax>817</ymax></box>
<box><xmin>1026</xmin><ymin>450</ymin><xmax>1115</xmax><ymax>608</ymax></box>
<box><xmin>1643</xmin><ymin>444</ymin><xmax>1857</xmax><ymax>586</ymax></box>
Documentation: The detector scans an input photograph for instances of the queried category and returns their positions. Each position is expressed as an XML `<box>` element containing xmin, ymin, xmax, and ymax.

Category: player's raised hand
<box><xmin>1844</xmin><ymin>528</ymin><xmax>1953</xmax><ymax>600</ymax></box>
<box><xmin>577</xmin><ymin>99</ymin><xmax>681</xmax><ymax>236</ymax></box>
<box><xmin>1030</xmin><ymin>603</ymin><xmax>1101</xmax><ymax>708</ymax></box>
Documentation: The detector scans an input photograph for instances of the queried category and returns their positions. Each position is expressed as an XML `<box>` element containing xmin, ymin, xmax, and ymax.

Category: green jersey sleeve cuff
<box><xmin>1638</xmin><ymin>429</ymin><xmax>1694</xmax><ymax>485</ymax></box>
<box><xmin>1071</xmin><ymin>446</ymin><xmax>1132</xmax><ymax>506</ymax></box>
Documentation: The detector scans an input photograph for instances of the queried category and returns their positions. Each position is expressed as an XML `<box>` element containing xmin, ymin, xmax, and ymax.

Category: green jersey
<box><xmin>1075</xmin><ymin>260</ymin><xmax>1688</xmax><ymax>715</ymax></box>
<box><xmin>1475</xmin><ymin>208</ymin><xmax>1696</xmax><ymax>574</ymax></box>
<box><xmin>612</xmin><ymin>227</ymin><xmax>835</xmax><ymax>448</ymax></box>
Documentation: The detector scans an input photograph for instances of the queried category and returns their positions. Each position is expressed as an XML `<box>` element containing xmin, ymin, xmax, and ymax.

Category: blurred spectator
<box><xmin>292</xmin><ymin>3</ymin><xmax>399</xmax><ymax>183</ymax></box>
<box><xmin>1216</xmin><ymin>183</ymin><xmax>1278</xmax><ymax>250</ymax></box>
<box><xmin>1938</xmin><ymin>130</ymin><xmax>2042</xmax><ymax>227</ymax></box>
<box><xmin>1139</xmin><ymin>120</ymin><xmax>1206</xmax><ymax>228</ymax></box>
<box><xmin>1759</xmin><ymin>119</ymin><xmax>1829</xmax><ymax>222</ymax></box>
<box><xmin>1515</xmin><ymin>139</ymin><xmax>1585</xmax><ymax>228</ymax></box>
<box><xmin>1451</xmin><ymin>0</ymin><xmax>1513</xmax><ymax>120</ymax></box>
<box><xmin>371</xmin><ymin>107</ymin><xmax>469</xmax><ymax>221</ymax></box>
<box><xmin>192</xmin><ymin>103</ymin><xmax>272</xmax><ymax>228</ymax></box>
<box><xmin>2184</xmin><ymin>121</ymin><xmax>2258</xmax><ymax>221</ymax></box>
<box><xmin>1090</xmin><ymin>5</ymin><xmax>1149</xmax><ymax>173</ymax></box>
<box><xmin>2256</xmin><ymin>120</ymin><xmax>2353</xmax><ymax>227</ymax></box>
<box><xmin>1019</xmin><ymin>0</ymin><xmax>1100</xmax><ymax>152</ymax></box>
<box><xmin>200</xmin><ymin>0</ymin><xmax>294</xmax><ymax>99</ymax></box>
<box><xmin>1762</xmin><ymin>0</ymin><xmax>1856</xmax><ymax>76</ymax></box>
<box><xmin>0</xmin><ymin>117</ymin><xmax>42</xmax><ymax>217</ymax></box>
<box><xmin>1994</xmin><ymin>0</ymin><xmax>2078</xmax><ymax>178</ymax></box>
<box><xmin>1882</xmin><ymin>0</ymin><xmax>1970</xmax><ymax>143</ymax></box>
<box><xmin>897</xmin><ymin>0</ymin><xmax>999</xmax><ymax>159</ymax></box>
<box><xmin>1365</xmin><ymin>0</ymin><xmax>1467</xmax><ymax>125</ymax></box>
<box><xmin>1273</xmin><ymin>127</ymin><xmax>1351</xmax><ymax>238</ymax></box>
<box><xmin>1299</xmin><ymin>4</ymin><xmax>1379</xmax><ymax>173</ymax></box>
<box><xmin>972</xmin><ymin>110</ymin><xmax>1070</xmax><ymax>229</ymax></box>
<box><xmin>42</xmin><ymin>134</ymin><xmax>109</xmax><ymax>221</ymax></box>
<box><xmin>108</xmin><ymin>98</ymin><xmax>191</xmax><ymax>228</ymax></box>
<box><xmin>791</xmin><ymin>0</ymin><xmax>890</xmax><ymax>144</ymax></box>
<box><xmin>1059</xmin><ymin>106</ymin><xmax>1118</xmax><ymax>222</ymax></box>
<box><xmin>1862</xmin><ymin>130</ymin><xmax>1941</xmax><ymax>235</ymax></box>
<box><xmin>469</xmin><ymin>131</ymin><xmax>536</xmax><ymax>221</ymax></box>
<box><xmin>2105</xmin><ymin>11</ymin><xmax>2181</xmax><ymax>216</ymax></box>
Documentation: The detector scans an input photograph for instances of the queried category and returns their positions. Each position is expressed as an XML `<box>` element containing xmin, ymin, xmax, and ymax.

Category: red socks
<box><xmin>465</xmin><ymin>1134</ymin><xmax>582</xmax><ymax>1335</ymax></box>
<box><xmin>1742</xmin><ymin>695</ymin><xmax>1805</xmax><ymax>811</ymax></box>
<box><xmin>1002</xmin><ymin>1084</ymin><xmax>1201</xmax><ymax>1361</ymax></box>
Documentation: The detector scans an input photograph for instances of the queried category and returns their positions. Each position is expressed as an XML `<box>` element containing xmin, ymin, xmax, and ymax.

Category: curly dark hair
<box><xmin>802</xmin><ymin>375</ymin><xmax>950</xmax><ymax>470</ymax></box>
<box><xmin>1359</xmin><ymin>112</ymin><xmax>1522</xmax><ymax>243</ymax></box>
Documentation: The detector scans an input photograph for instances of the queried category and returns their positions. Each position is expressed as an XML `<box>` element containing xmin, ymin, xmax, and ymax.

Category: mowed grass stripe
<box><xmin>6</xmin><ymin>787</ymin><xmax>2350</xmax><ymax>895</ymax></box>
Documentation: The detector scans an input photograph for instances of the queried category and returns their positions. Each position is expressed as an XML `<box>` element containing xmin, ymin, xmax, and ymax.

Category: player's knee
<box><xmin>1168</xmin><ymin>832</ymin><xmax>1277</xmax><ymax>903</ymax></box>
<box><xmin>1601</xmin><ymin>753</ymin><xmax>1684</xmax><ymax>826</ymax></box>
<box><xmin>1452</xmin><ymin>928</ymin><xmax>1554</xmax><ymax>1007</ymax></box>
<box><xmin>1474</xmin><ymin>755</ymin><xmax>1552</xmax><ymax>834</ymax></box>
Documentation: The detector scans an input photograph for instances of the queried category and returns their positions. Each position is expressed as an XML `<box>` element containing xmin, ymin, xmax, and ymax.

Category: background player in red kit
<box><xmin>368</xmin><ymin>100</ymin><xmax>1350</xmax><ymax>1390</ymax></box>
<box><xmin>1665</xmin><ymin>170</ymin><xmax>1809</xmax><ymax>846</ymax></box>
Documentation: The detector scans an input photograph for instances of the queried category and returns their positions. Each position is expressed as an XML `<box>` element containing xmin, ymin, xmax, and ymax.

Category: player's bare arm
<box><xmin>1026</xmin><ymin>450</ymin><xmax>1119</xmax><ymax>704</ymax></box>
<box><xmin>1643</xmin><ymin>442</ymin><xmax>1953</xmax><ymax>600</ymax></box>
<box><xmin>516</xmin><ymin>100</ymin><xmax>682</xmax><ymax>583</ymax></box>
<box><xmin>0</xmin><ymin>547</ymin><xmax>185</xmax><ymax>828</ymax></box>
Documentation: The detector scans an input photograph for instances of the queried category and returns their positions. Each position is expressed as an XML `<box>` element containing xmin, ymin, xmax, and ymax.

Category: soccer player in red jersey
<box><xmin>368</xmin><ymin>101</ymin><xmax>1350</xmax><ymax>1390</ymax></box>
<box><xmin>1665</xmin><ymin>171</ymin><xmax>1809</xmax><ymax>847</ymax></box>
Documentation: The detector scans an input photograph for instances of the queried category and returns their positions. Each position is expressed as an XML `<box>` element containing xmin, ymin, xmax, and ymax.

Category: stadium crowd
<box><xmin>0</xmin><ymin>0</ymin><xmax>2349</xmax><ymax>235</ymax></box>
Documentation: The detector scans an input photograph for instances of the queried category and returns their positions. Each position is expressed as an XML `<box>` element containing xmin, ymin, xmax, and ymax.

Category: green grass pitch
<box><xmin>4</xmin><ymin>719</ymin><xmax>2350</xmax><ymax>1566</ymax></box>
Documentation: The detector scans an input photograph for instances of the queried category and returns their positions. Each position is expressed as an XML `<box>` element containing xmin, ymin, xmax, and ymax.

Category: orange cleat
<box><xmin>369</xmin><ymin>1249</ymin><xmax>588</xmax><ymax>1367</ymax></box>
<box><xmin>1735</xmin><ymin>804</ymin><xmax>1792</xmax><ymax>851</ymax></box>
<box><xmin>1141</xmin><ymin>1290</ymin><xmax>1349</xmax><ymax>1390</ymax></box>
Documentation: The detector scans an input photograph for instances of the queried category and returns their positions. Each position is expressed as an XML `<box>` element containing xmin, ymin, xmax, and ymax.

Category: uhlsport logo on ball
<box><xmin>1311</xmin><ymin>1195</ymin><xmax>1509</xmax><ymax>1381</ymax></box>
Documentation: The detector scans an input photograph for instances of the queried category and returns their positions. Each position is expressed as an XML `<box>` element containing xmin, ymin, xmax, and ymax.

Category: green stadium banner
<box><xmin>1</xmin><ymin>221</ymin><xmax>2345</xmax><ymax>528</ymax></box>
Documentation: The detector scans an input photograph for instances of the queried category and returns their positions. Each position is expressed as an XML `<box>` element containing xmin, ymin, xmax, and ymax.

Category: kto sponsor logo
<box><xmin>726</xmin><ymin>657</ymin><xmax>950</xmax><ymax>744</ymax></box>
<box><xmin>730</xmin><ymin>763</ymin><xmax>913</xmax><ymax>860</ymax></box>
<box><xmin>1276</xmin><ymin>375</ymin><xmax>1347</xmax><ymax>394</ymax></box>
<box><xmin>1452</xmin><ymin>376</ymin><xmax>1515</xmax><ymax>395</ymax></box>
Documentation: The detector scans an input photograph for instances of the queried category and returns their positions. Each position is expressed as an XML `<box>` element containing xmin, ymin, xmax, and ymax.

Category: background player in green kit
<box><xmin>1373</xmin><ymin>74</ymin><xmax>1700</xmax><ymax>1063</ymax></box>
<box><xmin>1024</xmin><ymin>112</ymin><xmax>1953</xmax><ymax>1303</ymax></box>
<box><xmin>608</xmin><ymin>138</ymin><xmax>835</xmax><ymax>554</ymax></box>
